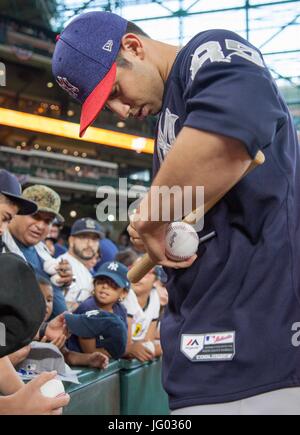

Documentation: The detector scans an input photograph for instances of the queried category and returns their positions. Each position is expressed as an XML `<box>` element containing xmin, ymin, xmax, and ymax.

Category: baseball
<box><xmin>44</xmin><ymin>258</ymin><xmax>59</xmax><ymax>275</ymax></box>
<box><xmin>40</xmin><ymin>379</ymin><xmax>65</xmax><ymax>398</ymax></box>
<box><xmin>143</xmin><ymin>341</ymin><xmax>155</xmax><ymax>355</ymax></box>
<box><xmin>50</xmin><ymin>274</ymin><xmax>63</xmax><ymax>287</ymax></box>
<box><xmin>165</xmin><ymin>222</ymin><xmax>199</xmax><ymax>261</ymax></box>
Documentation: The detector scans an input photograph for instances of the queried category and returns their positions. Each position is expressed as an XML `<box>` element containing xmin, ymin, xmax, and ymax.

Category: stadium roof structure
<box><xmin>56</xmin><ymin>0</ymin><xmax>300</xmax><ymax>126</ymax></box>
<box><xmin>0</xmin><ymin>0</ymin><xmax>299</xmax><ymax>126</ymax></box>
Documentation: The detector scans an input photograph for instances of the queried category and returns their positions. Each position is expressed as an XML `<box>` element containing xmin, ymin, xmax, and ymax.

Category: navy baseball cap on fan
<box><xmin>71</xmin><ymin>218</ymin><xmax>104</xmax><ymax>238</ymax></box>
<box><xmin>0</xmin><ymin>170</ymin><xmax>37</xmax><ymax>215</ymax></box>
<box><xmin>52</xmin><ymin>12</ymin><xmax>128</xmax><ymax>138</ymax></box>
<box><xmin>65</xmin><ymin>310</ymin><xmax>127</xmax><ymax>360</ymax></box>
<box><xmin>94</xmin><ymin>261</ymin><xmax>130</xmax><ymax>291</ymax></box>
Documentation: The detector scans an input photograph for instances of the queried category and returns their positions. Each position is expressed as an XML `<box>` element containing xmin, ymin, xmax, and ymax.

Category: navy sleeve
<box><xmin>182</xmin><ymin>30</ymin><xmax>287</xmax><ymax>159</ymax></box>
<box><xmin>74</xmin><ymin>298</ymin><xmax>93</xmax><ymax>314</ymax></box>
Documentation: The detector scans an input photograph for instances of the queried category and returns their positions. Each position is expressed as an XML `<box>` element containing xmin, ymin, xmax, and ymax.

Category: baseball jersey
<box><xmin>58</xmin><ymin>252</ymin><xmax>93</xmax><ymax>304</ymax></box>
<box><xmin>123</xmin><ymin>289</ymin><xmax>160</xmax><ymax>341</ymax></box>
<box><xmin>152</xmin><ymin>29</ymin><xmax>300</xmax><ymax>410</ymax></box>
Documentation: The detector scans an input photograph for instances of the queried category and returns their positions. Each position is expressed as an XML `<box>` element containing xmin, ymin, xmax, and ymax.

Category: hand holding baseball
<box><xmin>130</xmin><ymin>218</ymin><xmax>197</xmax><ymax>270</ymax></box>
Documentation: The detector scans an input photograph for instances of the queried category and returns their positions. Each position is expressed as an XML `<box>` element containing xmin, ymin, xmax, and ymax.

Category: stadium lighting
<box><xmin>0</xmin><ymin>108</ymin><xmax>154</xmax><ymax>154</ymax></box>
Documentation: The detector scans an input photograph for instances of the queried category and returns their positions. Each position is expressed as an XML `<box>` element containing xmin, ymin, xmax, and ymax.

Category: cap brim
<box><xmin>1</xmin><ymin>192</ymin><xmax>38</xmax><ymax>216</ymax></box>
<box><xmin>93</xmin><ymin>271</ymin><xmax>129</xmax><ymax>290</ymax></box>
<box><xmin>37</xmin><ymin>208</ymin><xmax>64</xmax><ymax>222</ymax></box>
<box><xmin>79</xmin><ymin>63</ymin><xmax>117</xmax><ymax>138</ymax></box>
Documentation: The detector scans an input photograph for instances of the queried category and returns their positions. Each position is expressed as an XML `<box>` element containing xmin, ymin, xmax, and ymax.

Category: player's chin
<box><xmin>160</xmin><ymin>254</ymin><xmax>198</xmax><ymax>269</ymax></box>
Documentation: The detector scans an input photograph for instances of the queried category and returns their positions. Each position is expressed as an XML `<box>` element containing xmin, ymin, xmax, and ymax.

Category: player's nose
<box><xmin>106</xmin><ymin>100</ymin><xmax>130</xmax><ymax>120</ymax></box>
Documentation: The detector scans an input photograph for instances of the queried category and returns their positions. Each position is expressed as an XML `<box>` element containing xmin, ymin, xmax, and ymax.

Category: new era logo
<box><xmin>103</xmin><ymin>40</ymin><xmax>113</xmax><ymax>52</ymax></box>
<box><xmin>56</xmin><ymin>76</ymin><xmax>79</xmax><ymax>98</ymax></box>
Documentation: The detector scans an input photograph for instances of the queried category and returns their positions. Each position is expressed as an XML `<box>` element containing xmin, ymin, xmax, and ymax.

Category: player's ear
<box><xmin>120</xmin><ymin>33</ymin><xmax>145</xmax><ymax>59</ymax></box>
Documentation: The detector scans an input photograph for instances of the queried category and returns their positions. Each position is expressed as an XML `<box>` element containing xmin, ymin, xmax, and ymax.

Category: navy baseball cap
<box><xmin>65</xmin><ymin>310</ymin><xmax>127</xmax><ymax>360</ymax></box>
<box><xmin>94</xmin><ymin>261</ymin><xmax>130</xmax><ymax>291</ymax></box>
<box><xmin>52</xmin><ymin>12</ymin><xmax>128</xmax><ymax>138</ymax></box>
<box><xmin>71</xmin><ymin>218</ymin><xmax>104</xmax><ymax>238</ymax></box>
<box><xmin>0</xmin><ymin>170</ymin><xmax>37</xmax><ymax>216</ymax></box>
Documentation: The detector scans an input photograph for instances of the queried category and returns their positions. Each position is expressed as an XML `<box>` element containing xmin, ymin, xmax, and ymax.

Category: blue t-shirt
<box><xmin>67</xmin><ymin>296</ymin><xmax>128</xmax><ymax>352</ymax></box>
<box><xmin>153</xmin><ymin>30</ymin><xmax>300</xmax><ymax>410</ymax></box>
<box><xmin>93</xmin><ymin>238</ymin><xmax>119</xmax><ymax>274</ymax></box>
<box><xmin>54</xmin><ymin>243</ymin><xmax>67</xmax><ymax>259</ymax></box>
<box><xmin>15</xmin><ymin>239</ymin><xmax>67</xmax><ymax>317</ymax></box>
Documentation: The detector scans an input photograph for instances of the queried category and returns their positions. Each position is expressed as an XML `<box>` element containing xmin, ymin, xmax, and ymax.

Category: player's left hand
<box><xmin>131</xmin><ymin>220</ymin><xmax>197</xmax><ymax>269</ymax></box>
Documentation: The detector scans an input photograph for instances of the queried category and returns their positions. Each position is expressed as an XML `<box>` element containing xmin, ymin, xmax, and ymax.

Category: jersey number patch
<box><xmin>190</xmin><ymin>39</ymin><xmax>265</xmax><ymax>80</ymax></box>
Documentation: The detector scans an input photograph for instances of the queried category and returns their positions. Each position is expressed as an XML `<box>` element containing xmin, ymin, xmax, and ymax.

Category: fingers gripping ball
<box><xmin>40</xmin><ymin>379</ymin><xmax>65</xmax><ymax>398</ymax></box>
<box><xmin>165</xmin><ymin>222</ymin><xmax>199</xmax><ymax>262</ymax></box>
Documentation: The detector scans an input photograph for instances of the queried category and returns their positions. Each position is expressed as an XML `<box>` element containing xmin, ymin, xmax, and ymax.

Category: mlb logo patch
<box><xmin>181</xmin><ymin>331</ymin><xmax>235</xmax><ymax>362</ymax></box>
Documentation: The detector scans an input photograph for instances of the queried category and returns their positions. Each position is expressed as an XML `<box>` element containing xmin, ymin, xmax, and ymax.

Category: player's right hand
<box><xmin>127</xmin><ymin>221</ymin><xmax>146</xmax><ymax>252</ymax></box>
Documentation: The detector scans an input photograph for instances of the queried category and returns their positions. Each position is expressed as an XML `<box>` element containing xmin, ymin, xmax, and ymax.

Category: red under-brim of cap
<box><xmin>79</xmin><ymin>62</ymin><xmax>117</xmax><ymax>138</ymax></box>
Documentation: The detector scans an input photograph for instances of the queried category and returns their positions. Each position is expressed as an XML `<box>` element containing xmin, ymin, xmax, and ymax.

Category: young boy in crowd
<box><xmin>71</xmin><ymin>261</ymin><xmax>130</xmax><ymax>358</ymax></box>
<box><xmin>124</xmin><ymin>260</ymin><xmax>162</xmax><ymax>362</ymax></box>
<box><xmin>36</xmin><ymin>275</ymin><xmax>109</xmax><ymax>370</ymax></box>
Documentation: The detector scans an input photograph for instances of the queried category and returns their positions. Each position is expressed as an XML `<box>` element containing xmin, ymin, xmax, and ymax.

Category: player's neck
<box><xmin>148</xmin><ymin>39</ymin><xmax>179</xmax><ymax>83</ymax></box>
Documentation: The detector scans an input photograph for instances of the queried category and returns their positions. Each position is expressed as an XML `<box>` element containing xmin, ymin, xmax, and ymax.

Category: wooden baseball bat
<box><xmin>128</xmin><ymin>150</ymin><xmax>265</xmax><ymax>283</ymax></box>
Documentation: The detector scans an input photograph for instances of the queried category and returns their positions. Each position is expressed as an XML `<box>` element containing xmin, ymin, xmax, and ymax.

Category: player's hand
<box><xmin>7</xmin><ymin>371</ymin><xmax>70</xmax><ymax>415</ymax></box>
<box><xmin>132</xmin><ymin>220</ymin><xmax>197</xmax><ymax>269</ymax></box>
<box><xmin>127</xmin><ymin>221</ymin><xmax>146</xmax><ymax>252</ymax></box>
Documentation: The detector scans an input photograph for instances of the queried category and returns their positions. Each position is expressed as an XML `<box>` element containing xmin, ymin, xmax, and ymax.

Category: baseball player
<box><xmin>52</xmin><ymin>12</ymin><xmax>300</xmax><ymax>415</ymax></box>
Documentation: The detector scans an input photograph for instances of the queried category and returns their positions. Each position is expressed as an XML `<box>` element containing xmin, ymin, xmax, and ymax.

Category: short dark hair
<box><xmin>0</xmin><ymin>193</ymin><xmax>14</xmax><ymax>206</ymax></box>
<box><xmin>36</xmin><ymin>274</ymin><xmax>52</xmax><ymax>289</ymax></box>
<box><xmin>116</xmin><ymin>21</ymin><xmax>150</xmax><ymax>68</ymax></box>
<box><xmin>115</xmin><ymin>248</ymin><xmax>138</xmax><ymax>268</ymax></box>
<box><xmin>125</xmin><ymin>21</ymin><xmax>150</xmax><ymax>38</ymax></box>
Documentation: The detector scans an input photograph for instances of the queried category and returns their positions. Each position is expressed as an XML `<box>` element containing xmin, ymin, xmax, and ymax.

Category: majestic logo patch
<box><xmin>103</xmin><ymin>40</ymin><xmax>114</xmax><ymax>52</ymax></box>
<box><xmin>181</xmin><ymin>332</ymin><xmax>235</xmax><ymax>362</ymax></box>
<box><xmin>56</xmin><ymin>76</ymin><xmax>79</xmax><ymax>98</ymax></box>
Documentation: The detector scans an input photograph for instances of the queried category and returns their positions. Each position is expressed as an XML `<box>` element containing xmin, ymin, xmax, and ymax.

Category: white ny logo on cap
<box><xmin>108</xmin><ymin>262</ymin><xmax>119</xmax><ymax>271</ymax></box>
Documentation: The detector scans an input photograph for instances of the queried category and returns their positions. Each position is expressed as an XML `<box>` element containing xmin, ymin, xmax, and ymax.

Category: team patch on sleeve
<box><xmin>180</xmin><ymin>331</ymin><xmax>235</xmax><ymax>362</ymax></box>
